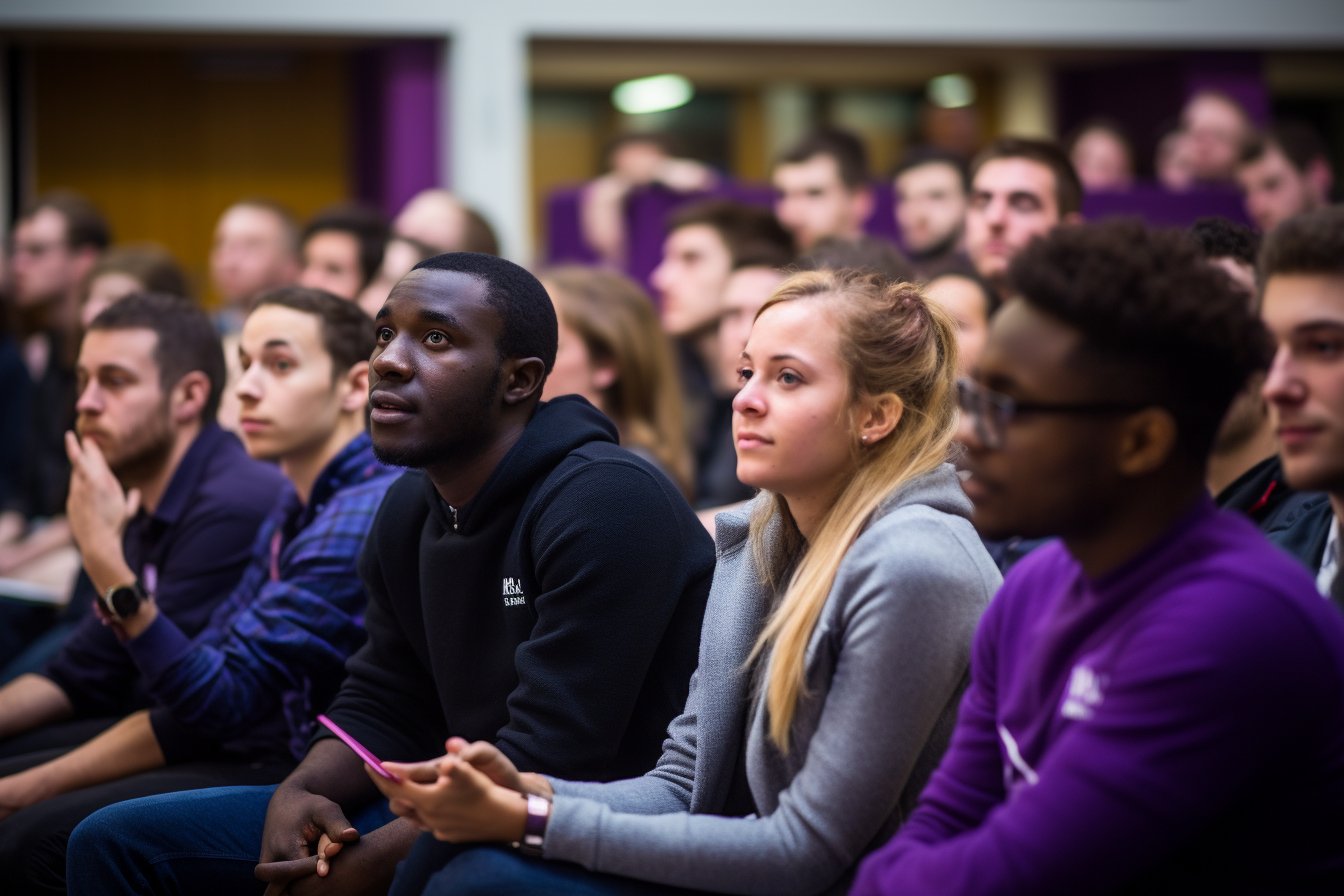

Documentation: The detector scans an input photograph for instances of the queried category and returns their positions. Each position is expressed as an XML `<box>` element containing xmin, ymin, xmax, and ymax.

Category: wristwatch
<box><xmin>100</xmin><ymin>580</ymin><xmax>148</xmax><ymax>622</ymax></box>
<box><xmin>513</xmin><ymin>793</ymin><xmax>550</xmax><ymax>857</ymax></box>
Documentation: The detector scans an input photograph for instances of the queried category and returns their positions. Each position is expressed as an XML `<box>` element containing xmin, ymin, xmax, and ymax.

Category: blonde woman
<box><xmin>540</xmin><ymin>267</ymin><xmax>693</xmax><ymax>497</ymax></box>
<box><xmin>367</xmin><ymin>270</ymin><xmax>1000</xmax><ymax>896</ymax></box>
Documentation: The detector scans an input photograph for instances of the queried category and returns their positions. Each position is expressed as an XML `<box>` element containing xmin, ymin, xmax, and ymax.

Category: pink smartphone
<box><xmin>317</xmin><ymin>714</ymin><xmax>402</xmax><ymax>783</ymax></box>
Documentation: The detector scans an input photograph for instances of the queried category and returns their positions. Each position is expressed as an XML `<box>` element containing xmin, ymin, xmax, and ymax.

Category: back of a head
<box><xmin>544</xmin><ymin>266</ymin><xmax>690</xmax><ymax>491</ymax></box>
<box><xmin>797</xmin><ymin>235</ymin><xmax>913</xmax><ymax>285</ymax></box>
<box><xmin>88</xmin><ymin>292</ymin><xmax>226</xmax><ymax>422</ymax></box>
<box><xmin>1188</xmin><ymin>217</ymin><xmax>1260</xmax><ymax>267</ymax></box>
<box><xmin>893</xmin><ymin>146</ymin><xmax>970</xmax><ymax>193</ymax></box>
<box><xmin>1260</xmin><ymin>205</ymin><xmax>1344</xmax><ymax>283</ymax></box>
<box><xmin>303</xmin><ymin>203</ymin><xmax>390</xmax><ymax>288</ymax></box>
<box><xmin>1240</xmin><ymin>121</ymin><xmax>1330</xmax><ymax>174</ymax></box>
<box><xmin>667</xmin><ymin>200</ymin><xmax>795</xmax><ymax>269</ymax></box>
<box><xmin>23</xmin><ymin>189</ymin><xmax>112</xmax><ymax>251</ymax></box>
<box><xmin>1009</xmin><ymin>219</ymin><xmax>1271</xmax><ymax>463</ymax></box>
<box><xmin>777</xmin><ymin>128</ymin><xmax>870</xmax><ymax>190</ymax></box>
<box><xmin>460</xmin><ymin>207</ymin><xmax>500</xmax><ymax>256</ymax></box>
<box><xmin>88</xmin><ymin>243</ymin><xmax>191</xmax><ymax>300</ymax></box>
<box><xmin>252</xmin><ymin>285</ymin><xmax>376</xmax><ymax>376</ymax></box>
<box><xmin>411</xmin><ymin>253</ymin><xmax>558</xmax><ymax>375</ymax></box>
<box><xmin>971</xmin><ymin>136</ymin><xmax>1084</xmax><ymax>217</ymax></box>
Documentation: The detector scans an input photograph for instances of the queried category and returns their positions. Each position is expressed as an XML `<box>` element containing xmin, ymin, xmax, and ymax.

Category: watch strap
<box><xmin>514</xmin><ymin>793</ymin><xmax>550</xmax><ymax>857</ymax></box>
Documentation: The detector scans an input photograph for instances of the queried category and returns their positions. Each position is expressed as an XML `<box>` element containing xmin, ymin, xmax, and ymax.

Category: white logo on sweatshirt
<box><xmin>1060</xmin><ymin>664</ymin><xmax>1106</xmax><ymax>720</ymax></box>
<box><xmin>502</xmin><ymin>577</ymin><xmax>526</xmax><ymax>607</ymax></box>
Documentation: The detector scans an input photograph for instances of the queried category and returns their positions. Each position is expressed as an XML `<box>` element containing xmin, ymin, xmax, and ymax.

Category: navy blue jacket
<box><xmin>319</xmin><ymin>397</ymin><xmax>714</xmax><ymax>784</ymax></box>
<box><xmin>43</xmin><ymin>424</ymin><xmax>287</xmax><ymax>716</ymax></box>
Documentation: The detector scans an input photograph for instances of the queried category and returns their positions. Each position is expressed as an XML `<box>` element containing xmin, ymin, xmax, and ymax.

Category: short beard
<box><xmin>907</xmin><ymin>226</ymin><xmax>963</xmax><ymax>262</ymax></box>
<box><xmin>106</xmin><ymin>403</ymin><xmax>176</xmax><ymax>488</ymax></box>
<box><xmin>371</xmin><ymin>367</ymin><xmax>502</xmax><ymax>469</ymax></box>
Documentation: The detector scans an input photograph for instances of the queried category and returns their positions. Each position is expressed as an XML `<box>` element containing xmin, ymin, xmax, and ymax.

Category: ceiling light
<box><xmin>927</xmin><ymin>74</ymin><xmax>976</xmax><ymax>109</ymax></box>
<box><xmin>612</xmin><ymin>74</ymin><xmax>694</xmax><ymax>115</ymax></box>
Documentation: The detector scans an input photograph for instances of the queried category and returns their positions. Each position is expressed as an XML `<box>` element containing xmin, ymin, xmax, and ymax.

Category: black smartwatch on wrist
<box><xmin>100</xmin><ymin>581</ymin><xmax>148</xmax><ymax>623</ymax></box>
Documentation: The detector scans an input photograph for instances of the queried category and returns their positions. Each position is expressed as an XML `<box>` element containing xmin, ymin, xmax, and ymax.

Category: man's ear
<box><xmin>339</xmin><ymin>361</ymin><xmax>370</xmax><ymax>414</ymax></box>
<box><xmin>71</xmin><ymin>246</ymin><xmax>100</xmax><ymax>284</ymax></box>
<box><xmin>171</xmin><ymin>371</ymin><xmax>212</xmax><ymax>425</ymax></box>
<box><xmin>501</xmin><ymin>357</ymin><xmax>547</xmax><ymax>406</ymax></box>
<box><xmin>851</xmin><ymin>187</ymin><xmax>876</xmax><ymax>229</ymax></box>
<box><xmin>1062</xmin><ymin>211</ymin><xmax>1085</xmax><ymax>226</ymax></box>
<box><xmin>1115</xmin><ymin>407</ymin><xmax>1178</xmax><ymax>477</ymax></box>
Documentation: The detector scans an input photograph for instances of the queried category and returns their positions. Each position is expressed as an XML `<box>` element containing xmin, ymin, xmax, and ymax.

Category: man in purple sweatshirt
<box><xmin>854</xmin><ymin>219</ymin><xmax>1344</xmax><ymax>895</ymax></box>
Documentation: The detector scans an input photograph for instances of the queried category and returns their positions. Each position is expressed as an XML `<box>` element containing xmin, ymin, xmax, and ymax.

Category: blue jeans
<box><xmin>388</xmin><ymin>838</ymin><xmax>708</xmax><ymax>896</ymax></box>
<box><xmin>66</xmin><ymin>784</ymin><xmax>396</xmax><ymax>896</ymax></box>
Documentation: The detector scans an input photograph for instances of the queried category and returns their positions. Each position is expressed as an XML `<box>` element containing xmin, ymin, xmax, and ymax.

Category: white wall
<box><xmin>5</xmin><ymin>0</ymin><xmax>1343</xmax><ymax>259</ymax></box>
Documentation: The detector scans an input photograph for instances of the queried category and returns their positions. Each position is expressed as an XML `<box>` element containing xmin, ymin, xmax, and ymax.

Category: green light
<box><xmin>927</xmin><ymin>74</ymin><xmax>976</xmax><ymax>110</ymax></box>
<box><xmin>612</xmin><ymin>74</ymin><xmax>694</xmax><ymax>115</ymax></box>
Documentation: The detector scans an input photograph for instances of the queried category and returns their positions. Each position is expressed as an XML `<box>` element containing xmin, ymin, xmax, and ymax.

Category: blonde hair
<box><xmin>542</xmin><ymin>267</ymin><xmax>694</xmax><ymax>497</ymax></box>
<box><xmin>746</xmin><ymin>269</ymin><xmax>961</xmax><ymax>751</ymax></box>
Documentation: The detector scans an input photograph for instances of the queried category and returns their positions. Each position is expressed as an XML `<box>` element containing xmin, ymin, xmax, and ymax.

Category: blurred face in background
<box><xmin>773</xmin><ymin>154</ymin><xmax>871</xmax><ymax>251</ymax></box>
<box><xmin>300</xmin><ymin>230</ymin><xmax>363</xmax><ymax>300</ymax></box>
<box><xmin>966</xmin><ymin>157</ymin><xmax>1062</xmax><ymax>288</ymax></box>
<box><xmin>210</xmin><ymin>205</ymin><xmax>299</xmax><ymax>308</ymax></box>
<box><xmin>1237</xmin><ymin>145</ymin><xmax>1330</xmax><ymax>235</ymax></box>
<box><xmin>925</xmin><ymin>274</ymin><xmax>991</xmax><ymax>375</ymax></box>
<box><xmin>895</xmin><ymin>161</ymin><xmax>968</xmax><ymax>257</ymax></box>
<box><xmin>1182</xmin><ymin>93</ymin><xmax>1251</xmax><ymax>184</ymax></box>
<box><xmin>12</xmin><ymin>208</ymin><xmax>88</xmax><ymax>309</ymax></box>
<box><xmin>1070</xmin><ymin>127</ymin><xmax>1134</xmax><ymax>192</ymax></box>
<box><xmin>718</xmin><ymin>266</ymin><xmax>787</xmax><ymax>388</ymax></box>
<box><xmin>540</xmin><ymin>285</ymin><xmax>614</xmax><ymax>411</ymax></box>
<box><xmin>653</xmin><ymin>224</ymin><xmax>734</xmax><ymax>337</ymax></box>
<box><xmin>393</xmin><ymin>190</ymin><xmax>465</xmax><ymax>253</ymax></box>
<box><xmin>82</xmin><ymin>271</ymin><xmax>144</xmax><ymax>328</ymax></box>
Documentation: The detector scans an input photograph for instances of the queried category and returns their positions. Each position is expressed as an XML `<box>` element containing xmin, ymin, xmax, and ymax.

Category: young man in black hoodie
<box><xmin>69</xmin><ymin>253</ymin><xmax>716</xmax><ymax>896</ymax></box>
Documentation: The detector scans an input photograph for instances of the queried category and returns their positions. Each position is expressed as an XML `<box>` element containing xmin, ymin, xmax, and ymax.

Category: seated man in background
<box><xmin>1181</xmin><ymin>89</ymin><xmax>1255</xmax><ymax>187</ymax></box>
<box><xmin>1236</xmin><ymin>121</ymin><xmax>1335</xmax><ymax>235</ymax></box>
<box><xmin>69</xmin><ymin>253</ymin><xmax>715</xmax><ymax>896</ymax></box>
<box><xmin>652</xmin><ymin>200</ymin><xmax>793</xmax><ymax>507</ymax></box>
<box><xmin>298</xmin><ymin>203</ymin><xmax>389</xmax><ymax>302</ymax></box>
<box><xmin>1261</xmin><ymin>207</ymin><xmax>1344</xmax><ymax>605</ymax></box>
<box><xmin>80</xmin><ymin>243</ymin><xmax>191</xmax><ymax>328</ymax></box>
<box><xmin>854</xmin><ymin>220</ymin><xmax>1344</xmax><ymax>894</ymax></box>
<box><xmin>893</xmin><ymin>146</ymin><xmax>971</xmax><ymax>280</ymax></box>
<box><xmin>0</xmin><ymin>294</ymin><xmax>285</xmax><ymax>760</ymax></box>
<box><xmin>0</xmin><ymin>288</ymin><xmax>398</xmax><ymax>894</ymax></box>
<box><xmin>965</xmin><ymin>136</ymin><xmax>1082</xmax><ymax>300</ymax></box>
<box><xmin>772</xmin><ymin>128</ymin><xmax>875</xmax><ymax>253</ymax></box>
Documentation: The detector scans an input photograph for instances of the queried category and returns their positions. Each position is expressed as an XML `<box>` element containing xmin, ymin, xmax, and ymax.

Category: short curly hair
<box><xmin>1188</xmin><ymin>216</ymin><xmax>1260</xmax><ymax>267</ymax></box>
<box><xmin>1009</xmin><ymin>218</ymin><xmax>1272</xmax><ymax>460</ymax></box>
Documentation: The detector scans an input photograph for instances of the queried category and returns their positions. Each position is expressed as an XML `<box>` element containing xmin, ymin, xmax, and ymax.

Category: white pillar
<box><xmin>447</xmin><ymin>21</ymin><xmax>530</xmax><ymax>263</ymax></box>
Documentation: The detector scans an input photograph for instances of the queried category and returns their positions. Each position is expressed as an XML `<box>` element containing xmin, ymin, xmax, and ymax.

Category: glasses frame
<box><xmin>957</xmin><ymin>378</ymin><xmax>1148</xmax><ymax>450</ymax></box>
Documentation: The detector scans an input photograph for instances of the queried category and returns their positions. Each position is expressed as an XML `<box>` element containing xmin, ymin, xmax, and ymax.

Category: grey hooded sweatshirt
<box><xmin>543</xmin><ymin>462</ymin><xmax>1001</xmax><ymax>895</ymax></box>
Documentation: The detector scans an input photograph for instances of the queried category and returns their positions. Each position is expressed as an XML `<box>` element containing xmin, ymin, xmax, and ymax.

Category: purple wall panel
<box><xmin>351</xmin><ymin>40</ymin><xmax>442</xmax><ymax>219</ymax></box>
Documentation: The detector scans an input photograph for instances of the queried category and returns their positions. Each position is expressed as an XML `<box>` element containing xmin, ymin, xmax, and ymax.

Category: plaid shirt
<box><xmin>128</xmin><ymin>432</ymin><xmax>401</xmax><ymax>762</ymax></box>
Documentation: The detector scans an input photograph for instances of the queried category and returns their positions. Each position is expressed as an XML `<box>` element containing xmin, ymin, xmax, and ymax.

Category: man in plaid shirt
<box><xmin>0</xmin><ymin>287</ymin><xmax>399</xmax><ymax>894</ymax></box>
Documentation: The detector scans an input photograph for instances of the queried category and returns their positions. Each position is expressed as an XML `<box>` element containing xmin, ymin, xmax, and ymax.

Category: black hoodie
<box><xmin>319</xmin><ymin>397</ymin><xmax>715</xmax><ymax>783</ymax></box>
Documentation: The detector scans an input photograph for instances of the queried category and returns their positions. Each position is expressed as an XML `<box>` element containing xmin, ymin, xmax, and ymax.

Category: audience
<box><xmin>651</xmin><ymin>200</ymin><xmax>793</xmax><ymax>507</ymax></box>
<box><xmin>796</xmin><ymin>234</ymin><xmax>912</xmax><ymax>284</ymax></box>
<box><xmin>1236</xmin><ymin>121</ymin><xmax>1336</xmax><ymax>234</ymax></box>
<box><xmin>1155</xmin><ymin>125</ymin><xmax>1197</xmax><ymax>192</ymax></box>
<box><xmin>357</xmin><ymin>269</ymin><xmax>997</xmax><ymax>896</ymax></box>
<box><xmin>924</xmin><ymin>270</ymin><xmax>997</xmax><ymax>376</ymax></box>
<box><xmin>855</xmin><ymin>218</ymin><xmax>1344</xmax><ymax>894</ymax></box>
<box><xmin>1067</xmin><ymin>120</ymin><xmax>1135</xmax><ymax>192</ymax></box>
<box><xmin>0</xmin><ymin>288</ymin><xmax>398</xmax><ymax>894</ymax></box>
<box><xmin>772</xmin><ymin>129</ymin><xmax>875</xmax><ymax>253</ymax></box>
<box><xmin>892</xmin><ymin>147</ymin><xmax>971</xmax><ymax>280</ymax></box>
<box><xmin>965</xmin><ymin>137</ymin><xmax>1083</xmax><ymax>299</ymax></box>
<box><xmin>208</xmin><ymin>199</ymin><xmax>301</xmax><ymax>335</ymax></box>
<box><xmin>540</xmin><ymin>266</ymin><xmax>694</xmax><ymax>497</ymax></box>
<box><xmin>80</xmin><ymin>243</ymin><xmax>190</xmax><ymax>328</ymax></box>
<box><xmin>1260</xmin><ymin>206</ymin><xmax>1344</xmax><ymax>603</ymax></box>
<box><xmin>70</xmin><ymin>253</ymin><xmax>714</xmax><ymax>896</ymax></box>
<box><xmin>298</xmin><ymin>203</ymin><xmax>390</xmax><ymax>302</ymax></box>
<box><xmin>0</xmin><ymin>295</ymin><xmax>285</xmax><ymax>766</ymax></box>
<box><xmin>1181</xmin><ymin>89</ymin><xmax>1255</xmax><ymax>186</ymax></box>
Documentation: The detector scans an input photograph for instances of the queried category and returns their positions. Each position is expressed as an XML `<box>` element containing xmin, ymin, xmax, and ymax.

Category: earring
<box><xmin>860</xmin><ymin>435</ymin><xmax>869</xmax><ymax>444</ymax></box>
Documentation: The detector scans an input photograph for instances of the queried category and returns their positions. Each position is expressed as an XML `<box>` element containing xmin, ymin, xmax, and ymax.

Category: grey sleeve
<box><xmin>547</xmin><ymin>666</ymin><xmax>702</xmax><ymax>815</ymax></box>
<box><xmin>543</xmin><ymin>513</ymin><xmax>995</xmax><ymax>896</ymax></box>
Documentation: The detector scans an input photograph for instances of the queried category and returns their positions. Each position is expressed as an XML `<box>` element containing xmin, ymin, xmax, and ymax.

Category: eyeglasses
<box><xmin>956</xmin><ymin>378</ymin><xmax>1147</xmax><ymax>451</ymax></box>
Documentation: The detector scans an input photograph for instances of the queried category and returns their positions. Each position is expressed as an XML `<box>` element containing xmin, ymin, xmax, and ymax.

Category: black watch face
<box><xmin>110</xmin><ymin>586</ymin><xmax>142</xmax><ymax>619</ymax></box>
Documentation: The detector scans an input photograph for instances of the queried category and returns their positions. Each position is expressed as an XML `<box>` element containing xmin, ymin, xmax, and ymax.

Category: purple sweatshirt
<box><xmin>853</xmin><ymin>498</ymin><xmax>1344</xmax><ymax>896</ymax></box>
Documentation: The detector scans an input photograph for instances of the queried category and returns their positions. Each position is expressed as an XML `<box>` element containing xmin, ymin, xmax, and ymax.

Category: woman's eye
<box><xmin>779</xmin><ymin>371</ymin><xmax>800</xmax><ymax>385</ymax></box>
<box><xmin>736</xmin><ymin>367</ymin><xmax>753</xmax><ymax>382</ymax></box>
